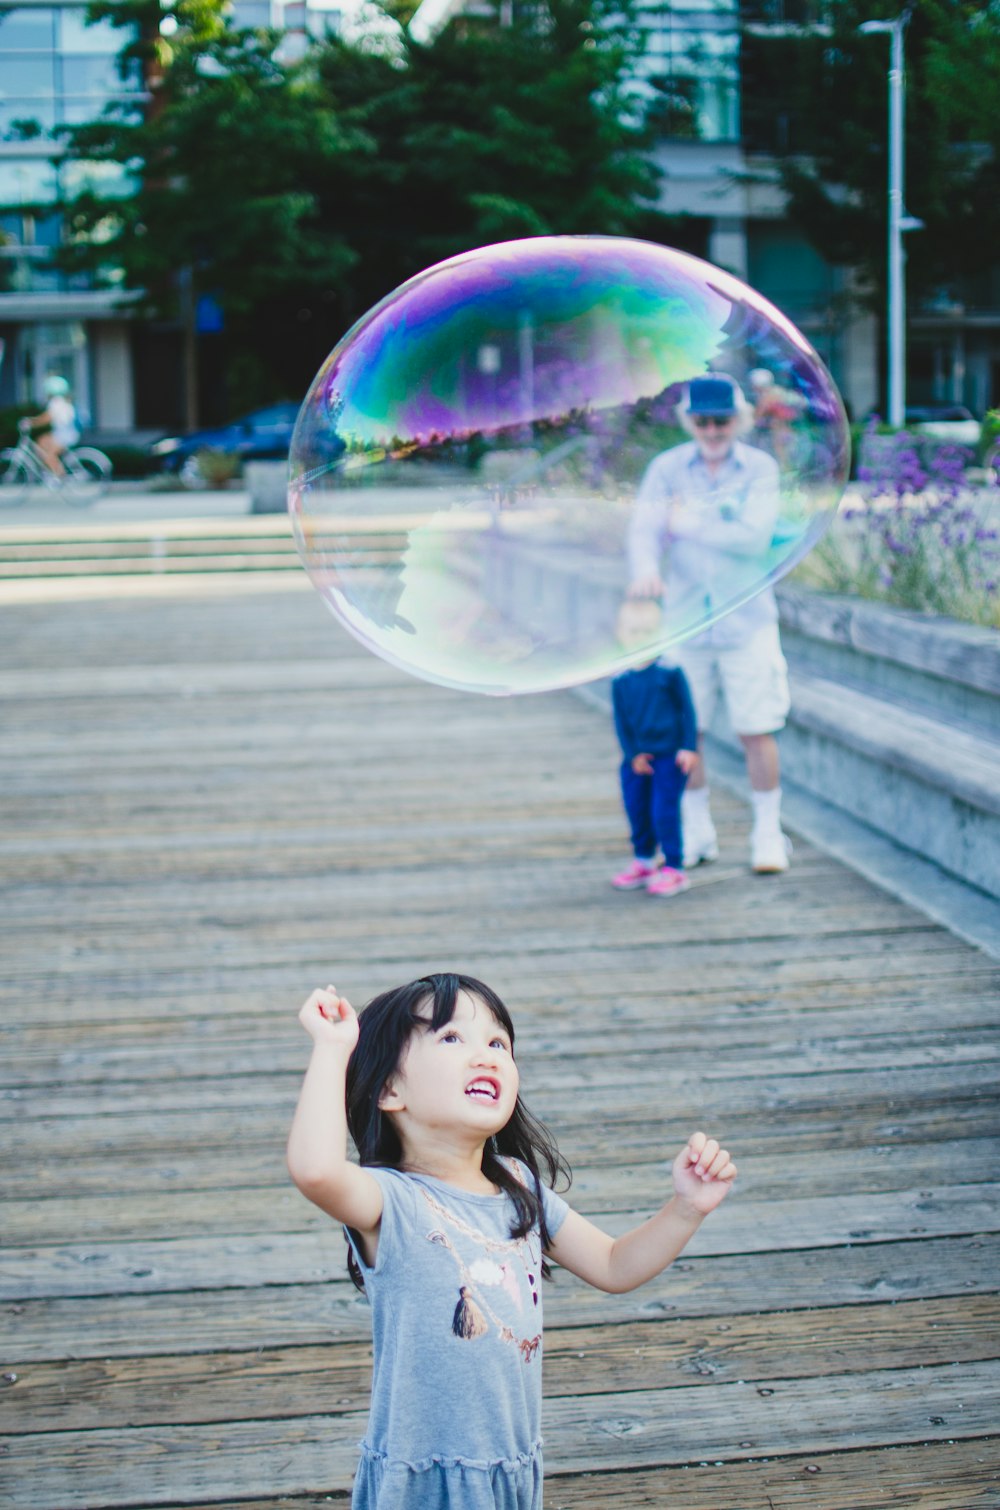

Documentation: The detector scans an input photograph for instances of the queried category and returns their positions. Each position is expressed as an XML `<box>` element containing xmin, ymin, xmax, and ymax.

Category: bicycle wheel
<box><xmin>0</xmin><ymin>449</ymin><xmax>32</xmax><ymax>506</ymax></box>
<box><xmin>62</xmin><ymin>447</ymin><xmax>112</xmax><ymax>505</ymax></box>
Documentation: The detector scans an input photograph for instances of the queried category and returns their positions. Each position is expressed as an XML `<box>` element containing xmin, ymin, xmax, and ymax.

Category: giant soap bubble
<box><xmin>289</xmin><ymin>236</ymin><xmax>849</xmax><ymax>694</ymax></box>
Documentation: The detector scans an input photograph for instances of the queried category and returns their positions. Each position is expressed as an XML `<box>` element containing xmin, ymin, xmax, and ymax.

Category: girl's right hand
<box><xmin>299</xmin><ymin>985</ymin><xmax>359</xmax><ymax>1055</ymax></box>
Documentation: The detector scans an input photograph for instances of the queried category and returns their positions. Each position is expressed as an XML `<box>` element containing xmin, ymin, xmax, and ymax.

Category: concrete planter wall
<box><xmin>717</xmin><ymin>587</ymin><xmax>1000</xmax><ymax>898</ymax></box>
<box><xmin>245</xmin><ymin>460</ymin><xmax>290</xmax><ymax>514</ymax></box>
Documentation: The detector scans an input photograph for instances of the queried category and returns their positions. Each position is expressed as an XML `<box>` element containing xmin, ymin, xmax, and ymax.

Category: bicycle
<box><xmin>0</xmin><ymin>423</ymin><xmax>113</xmax><ymax>506</ymax></box>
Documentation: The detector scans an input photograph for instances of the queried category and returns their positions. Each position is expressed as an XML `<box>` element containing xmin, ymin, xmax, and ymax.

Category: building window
<box><xmin>639</xmin><ymin>0</ymin><xmax>741</xmax><ymax>142</ymax></box>
<box><xmin>0</xmin><ymin>4</ymin><xmax>140</xmax><ymax>297</ymax></box>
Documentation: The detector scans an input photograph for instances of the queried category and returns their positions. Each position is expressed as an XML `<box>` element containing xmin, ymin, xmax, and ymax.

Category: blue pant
<box><xmin>620</xmin><ymin>757</ymin><xmax>687</xmax><ymax>869</ymax></box>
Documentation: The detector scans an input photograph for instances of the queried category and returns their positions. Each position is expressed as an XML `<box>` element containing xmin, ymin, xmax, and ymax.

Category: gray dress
<box><xmin>345</xmin><ymin>1161</ymin><xmax>570</xmax><ymax>1509</ymax></box>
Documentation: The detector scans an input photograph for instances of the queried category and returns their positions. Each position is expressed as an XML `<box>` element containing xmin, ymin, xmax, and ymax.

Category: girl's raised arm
<box><xmin>287</xmin><ymin>987</ymin><xmax>384</xmax><ymax>1241</ymax></box>
<box><xmin>545</xmin><ymin>1132</ymin><xmax>736</xmax><ymax>1294</ymax></box>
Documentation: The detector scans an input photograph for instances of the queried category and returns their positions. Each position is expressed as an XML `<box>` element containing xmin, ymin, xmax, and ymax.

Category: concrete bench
<box><xmin>703</xmin><ymin>668</ymin><xmax>1000</xmax><ymax>899</ymax></box>
<box><xmin>776</xmin><ymin>587</ymin><xmax>1000</xmax><ymax>734</ymax></box>
<box><xmin>703</xmin><ymin>589</ymin><xmax>1000</xmax><ymax>899</ymax></box>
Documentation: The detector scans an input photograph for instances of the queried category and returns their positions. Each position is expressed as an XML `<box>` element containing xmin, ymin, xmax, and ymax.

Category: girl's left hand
<box><xmin>672</xmin><ymin>1131</ymin><xmax>737</xmax><ymax>1213</ymax></box>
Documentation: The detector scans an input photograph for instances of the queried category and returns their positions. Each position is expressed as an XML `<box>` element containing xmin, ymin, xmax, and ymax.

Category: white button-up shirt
<box><xmin>628</xmin><ymin>438</ymin><xmax>782</xmax><ymax>650</ymax></box>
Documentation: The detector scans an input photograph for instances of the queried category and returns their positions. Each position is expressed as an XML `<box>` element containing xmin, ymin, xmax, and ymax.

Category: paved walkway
<box><xmin>0</xmin><ymin>482</ymin><xmax>253</xmax><ymax>526</ymax></box>
<box><xmin>1</xmin><ymin>580</ymin><xmax>998</xmax><ymax>1507</ymax></box>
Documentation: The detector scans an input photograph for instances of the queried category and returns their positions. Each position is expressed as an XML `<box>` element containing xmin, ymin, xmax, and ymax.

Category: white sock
<box><xmin>751</xmin><ymin>787</ymin><xmax>782</xmax><ymax>827</ymax></box>
<box><xmin>683</xmin><ymin>786</ymin><xmax>712</xmax><ymax>818</ymax></box>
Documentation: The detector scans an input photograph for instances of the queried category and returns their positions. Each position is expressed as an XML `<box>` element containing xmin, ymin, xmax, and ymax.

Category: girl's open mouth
<box><xmin>465</xmin><ymin>1078</ymin><xmax>500</xmax><ymax>1101</ymax></box>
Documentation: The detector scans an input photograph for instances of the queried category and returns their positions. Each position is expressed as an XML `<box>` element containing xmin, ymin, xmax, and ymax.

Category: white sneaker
<box><xmin>751</xmin><ymin>828</ymin><xmax>792</xmax><ymax>874</ymax></box>
<box><xmin>683</xmin><ymin>819</ymin><xmax>720</xmax><ymax>869</ymax></box>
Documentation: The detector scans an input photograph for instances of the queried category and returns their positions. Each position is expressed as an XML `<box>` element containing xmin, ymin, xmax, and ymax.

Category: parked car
<box><xmin>904</xmin><ymin>405</ymin><xmax>981</xmax><ymax>445</ymax></box>
<box><xmin>150</xmin><ymin>402</ymin><xmax>301</xmax><ymax>473</ymax></box>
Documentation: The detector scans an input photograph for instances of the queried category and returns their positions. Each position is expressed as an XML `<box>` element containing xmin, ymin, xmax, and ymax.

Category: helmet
<box><xmin>44</xmin><ymin>375</ymin><xmax>70</xmax><ymax>397</ymax></box>
<box><xmin>749</xmin><ymin>369</ymin><xmax>774</xmax><ymax>389</ymax></box>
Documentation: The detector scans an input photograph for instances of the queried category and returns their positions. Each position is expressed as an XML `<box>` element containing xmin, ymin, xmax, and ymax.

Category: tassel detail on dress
<box><xmin>452</xmin><ymin>1285</ymin><xmax>488</xmax><ymax>1339</ymax></box>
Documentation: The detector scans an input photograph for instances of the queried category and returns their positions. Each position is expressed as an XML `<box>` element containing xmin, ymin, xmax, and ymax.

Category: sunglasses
<box><xmin>692</xmin><ymin>415</ymin><xmax>735</xmax><ymax>429</ymax></box>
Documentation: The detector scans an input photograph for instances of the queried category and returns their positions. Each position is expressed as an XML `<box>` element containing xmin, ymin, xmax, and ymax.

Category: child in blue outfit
<box><xmin>287</xmin><ymin>972</ymin><xmax>737</xmax><ymax>1508</ymax></box>
<box><xmin>610</xmin><ymin>599</ymin><xmax>698</xmax><ymax>897</ymax></box>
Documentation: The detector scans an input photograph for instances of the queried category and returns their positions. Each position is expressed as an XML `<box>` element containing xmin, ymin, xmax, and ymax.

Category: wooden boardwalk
<box><xmin>1</xmin><ymin>578</ymin><xmax>999</xmax><ymax>1509</ymax></box>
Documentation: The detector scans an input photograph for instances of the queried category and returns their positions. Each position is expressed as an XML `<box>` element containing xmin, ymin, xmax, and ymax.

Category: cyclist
<box><xmin>24</xmin><ymin>376</ymin><xmax>81</xmax><ymax>479</ymax></box>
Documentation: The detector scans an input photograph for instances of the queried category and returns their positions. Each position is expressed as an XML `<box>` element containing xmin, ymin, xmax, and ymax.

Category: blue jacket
<box><xmin>611</xmin><ymin>663</ymin><xmax>698</xmax><ymax>762</ymax></box>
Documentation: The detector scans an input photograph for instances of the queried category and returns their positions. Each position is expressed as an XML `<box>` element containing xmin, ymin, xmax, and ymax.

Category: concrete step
<box><xmin>710</xmin><ymin>669</ymin><xmax>1000</xmax><ymax>900</ymax></box>
<box><xmin>0</xmin><ymin>518</ymin><xmax>406</xmax><ymax>579</ymax></box>
<box><xmin>777</xmin><ymin>586</ymin><xmax>1000</xmax><ymax>737</ymax></box>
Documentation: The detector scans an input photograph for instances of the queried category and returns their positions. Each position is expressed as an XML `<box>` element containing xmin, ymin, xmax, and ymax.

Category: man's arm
<box><xmin>670</xmin><ymin>450</ymin><xmax>780</xmax><ymax>556</ymax></box>
<box><xmin>627</xmin><ymin>454</ymin><xmax>674</xmax><ymax>588</ymax></box>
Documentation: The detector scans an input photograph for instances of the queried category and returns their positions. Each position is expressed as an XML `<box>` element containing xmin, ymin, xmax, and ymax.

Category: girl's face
<box><xmin>379</xmin><ymin>990</ymin><xmax>519</xmax><ymax>1140</ymax></box>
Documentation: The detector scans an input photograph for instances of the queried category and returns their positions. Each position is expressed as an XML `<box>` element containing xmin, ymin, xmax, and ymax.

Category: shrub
<box><xmin>190</xmin><ymin>448</ymin><xmax>243</xmax><ymax>488</ymax></box>
<box><xmin>0</xmin><ymin>404</ymin><xmax>40</xmax><ymax>449</ymax></box>
<box><xmin>795</xmin><ymin>422</ymin><xmax>999</xmax><ymax>628</ymax></box>
<box><xmin>99</xmin><ymin>446</ymin><xmax>160</xmax><ymax>479</ymax></box>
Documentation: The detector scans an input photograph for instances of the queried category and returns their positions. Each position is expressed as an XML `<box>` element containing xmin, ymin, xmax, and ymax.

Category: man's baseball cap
<box><xmin>687</xmin><ymin>375</ymin><xmax>739</xmax><ymax>415</ymax></box>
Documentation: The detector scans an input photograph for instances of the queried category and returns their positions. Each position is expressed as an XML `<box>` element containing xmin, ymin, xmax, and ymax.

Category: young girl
<box><xmin>287</xmin><ymin>972</ymin><xmax>736</xmax><ymax>1509</ymax></box>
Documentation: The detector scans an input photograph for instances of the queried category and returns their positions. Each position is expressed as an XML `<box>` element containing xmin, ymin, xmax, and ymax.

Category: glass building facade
<box><xmin>0</xmin><ymin>2</ymin><xmax>141</xmax><ymax>421</ymax></box>
<box><xmin>639</xmin><ymin>0</ymin><xmax>740</xmax><ymax>144</ymax></box>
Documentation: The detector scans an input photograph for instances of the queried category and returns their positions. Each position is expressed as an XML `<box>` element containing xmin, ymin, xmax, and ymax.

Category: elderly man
<box><xmin>627</xmin><ymin>373</ymin><xmax>792</xmax><ymax>874</ymax></box>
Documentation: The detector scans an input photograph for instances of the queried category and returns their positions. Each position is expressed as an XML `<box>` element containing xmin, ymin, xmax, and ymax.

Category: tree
<box><xmin>741</xmin><ymin>0</ymin><xmax>1000</xmax><ymax>317</ymax></box>
<box><xmin>59</xmin><ymin>0</ymin><xmax>363</xmax><ymax>415</ymax></box>
<box><xmin>57</xmin><ymin>0</ymin><xmax>669</xmax><ymax>417</ymax></box>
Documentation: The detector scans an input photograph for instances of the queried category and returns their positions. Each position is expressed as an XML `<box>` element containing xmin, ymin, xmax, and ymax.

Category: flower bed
<box><xmin>794</xmin><ymin>428</ymin><xmax>1000</xmax><ymax>628</ymax></box>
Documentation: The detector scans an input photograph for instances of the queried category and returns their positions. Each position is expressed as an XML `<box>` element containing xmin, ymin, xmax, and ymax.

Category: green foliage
<box><xmin>748</xmin><ymin>0</ymin><xmax>1000</xmax><ymax>315</ymax></box>
<box><xmin>98</xmin><ymin>444</ymin><xmax>161</xmax><ymax>477</ymax></box>
<box><xmin>55</xmin><ymin>0</ymin><xmax>662</xmax><ymax>413</ymax></box>
<box><xmin>794</xmin><ymin>432</ymin><xmax>1000</xmax><ymax>628</ymax></box>
<box><xmin>190</xmin><ymin>447</ymin><xmax>243</xmax><ymax>486</ymax></box>
<box><xmin>0</xmin><ymin>406</ymin><xmax>40</xmax><ymax>449</ymax></box>
<box><xmin>798</xmin><ymin>495</ymin><xmax>1000</xmax><ymax>629</ymax></box>
<box><xmin>980</xmin><ymin>408</ymin><xmax>1000</xmax><ymax>464</ymax></box>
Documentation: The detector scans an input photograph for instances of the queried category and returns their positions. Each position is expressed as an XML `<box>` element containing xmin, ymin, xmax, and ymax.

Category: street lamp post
<box><xmin>860</xmin><ymin>10</ymin><xmax>921</xmax><ymax>429</ymax></box>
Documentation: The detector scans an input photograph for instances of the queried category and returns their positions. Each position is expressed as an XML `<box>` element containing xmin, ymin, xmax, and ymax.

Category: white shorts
<box><xmin>672</xmin><ymin>622</ymin><xmax>790</xmax><ymax>737</ymax></box>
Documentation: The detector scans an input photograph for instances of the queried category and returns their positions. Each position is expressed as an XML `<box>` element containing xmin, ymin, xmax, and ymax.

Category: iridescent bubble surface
<box><xmin>289</xmin><ymin>236</ymin><xmax>850</xmax><ymax>695</ymax></box>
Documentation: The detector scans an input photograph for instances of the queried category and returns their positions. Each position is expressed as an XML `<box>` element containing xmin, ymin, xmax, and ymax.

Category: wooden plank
<box><xmin>547</xmin><ymin>1440</ymin><xmax>1000</xmax><ymax>1510</ymax></box>
<box><xmin>5</xmin><ymin>996</ymin><xmax>997</xmax><ymax>1064</ymax></box>
<box><xmin>5</xmin><ymin>1296</ymin><xmax>996</xmax><ymax>1434</ymax></box>
<box><xmin>6</xmin><ymin>1236</ymin><xmax>997</xmax><ymax>1362</ymax></box>
<box><xmin>2</xmin><ymin>1363</ymin><xmax>997</xmax><ymax>1509</ymax></box>
<box><xmin>3</xmin><ymin>1058</ymin><xmax>997</xmax><ymax>1123</ymax></box>
<box><xmin>4</xmin><ymin>1186</ymin><xmax>999</xmax><ymax>1296</ymax></box>
<box><xmin>5</xmin><ymin>1099</ymin><xmax>998</xmax><ymax>1198</ymax></box>
<box><xmin>6</xmin><ymin>1127</ymin><xmax>997</xmax><ymax>1200</ymax></box>
<box><xmin>5</xmin><ymin>1143</ymin><xmax>999</xmax><ymax>1244</ymax></box>
<box><xmin>1</xmin><ymin>969</ymin><xmax>993</xmax><ymax>1034</ymax></box>
<box><xmin>2</xmin><ymin>1022</ymin><xmax>995</xmax><ymax>1090</ymax></box>
<box><xmin>143</xmin><ymin>1438</ymin><xmax>1000</xmax><ymax>1510</ymax></box>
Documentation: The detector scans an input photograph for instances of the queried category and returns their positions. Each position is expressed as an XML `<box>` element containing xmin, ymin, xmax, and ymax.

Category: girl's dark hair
<box><xmin>344</xmin><ymin>972</ymin><xmax>570</xmax><ymax>1291</ymax></box>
